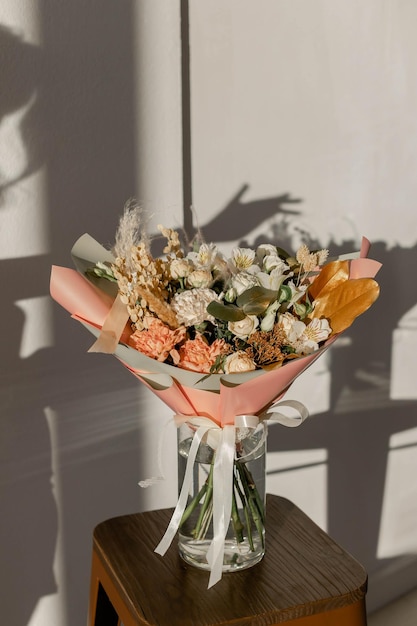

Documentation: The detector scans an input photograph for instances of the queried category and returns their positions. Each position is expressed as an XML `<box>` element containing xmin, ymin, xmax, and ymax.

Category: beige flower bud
<box><xmin>170</xmin><ymin>259</ymin><xmax>191</xmax><ymax>280</ymax></box>
<box><xmin>224</xmin><ymin>351</ymin><xmax>257</xmax><ymax>374</ymax></box>
<box><xmin>187</xmin><ymin>269</ymin><xmax>212</xmax><ymax>289</ymax></box>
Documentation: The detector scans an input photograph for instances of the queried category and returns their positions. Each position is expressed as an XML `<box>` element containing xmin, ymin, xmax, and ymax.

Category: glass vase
<box><xmin>177</xmin><ymin>421</ymin><xmax>267</xmax><ymax>572</ymax></box>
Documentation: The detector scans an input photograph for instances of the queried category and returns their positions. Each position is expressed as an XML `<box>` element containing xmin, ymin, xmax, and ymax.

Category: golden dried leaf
<box><xmin>311</xmin><ymin>278</ymin><xmax>380</xmax><ymax>334</ymax></box>
<box><xmin>308</xmin><ymin>260</ymin><xmax>349</xmax><ymax>300</ymax></box>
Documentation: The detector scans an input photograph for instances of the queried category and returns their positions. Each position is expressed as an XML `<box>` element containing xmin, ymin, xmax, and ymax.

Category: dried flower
<box><xmin>245</xmin><ymin>324</ymin><xmax>288</xmax><ymax>367</ymax></box>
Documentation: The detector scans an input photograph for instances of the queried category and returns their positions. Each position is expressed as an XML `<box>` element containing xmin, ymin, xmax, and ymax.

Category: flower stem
<box><xmin>233</xmin><ymin>470</ymin><xmax>254</xmax><ymax>550</ymax></box>
<box><xmin>193</xmin><ymin>456</ymin><xmax>214</xmax><ymax>539</ymax></box>
<box><xmin>231</xmin><ymin>481</ymin><xmax>244</xmax><ymax>544</ymax></box>
<box><xmin>242</xmin><ymin>463</ymin><xmax>265</xmax><ymax>524</ymax></box>
<box><xmin>236</xmin><ymin>462</ymin><xmax>265</xmax><ymax>548</ymax></box>
<box><xmin>180</xmin><ymin>481</ymin><xmax>207</xmax><ymax>527</ymax></box>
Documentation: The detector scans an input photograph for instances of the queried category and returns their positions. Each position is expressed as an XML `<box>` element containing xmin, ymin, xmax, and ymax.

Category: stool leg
<box><xmin>88</xmin><ymin>550</ymin><xmax>121</xmax><ymax>626</ymax></box>
<box><xmin>93</xmin><ymin>583</ymin><xmax>120</xmax><ymax>626</ymax></box>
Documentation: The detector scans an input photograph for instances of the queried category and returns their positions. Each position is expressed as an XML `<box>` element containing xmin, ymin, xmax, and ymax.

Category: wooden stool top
<box><xmin>92</xmin><ymin>494</ymin><xmax>367</xmax><ymax>625</ymax></box>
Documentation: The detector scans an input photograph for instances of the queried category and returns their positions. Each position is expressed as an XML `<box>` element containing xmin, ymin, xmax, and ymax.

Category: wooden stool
<box><xmin>88</xmin><ymin>494</ymin><xmax>368</xmax><ymax>625</ymax></box>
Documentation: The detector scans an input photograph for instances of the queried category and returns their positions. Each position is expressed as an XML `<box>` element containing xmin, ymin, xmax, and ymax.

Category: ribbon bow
<box><xmin>150</xmin><ymin>398</ymin><xmax>308</xmax><ymax>588</ymax></box>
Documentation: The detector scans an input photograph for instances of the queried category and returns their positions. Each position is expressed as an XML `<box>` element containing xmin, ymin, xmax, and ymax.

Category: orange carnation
<box><xmin>177</xmin><ymin>334</ymin><xmax>229</xmax><ymax>373</ymax></box>
<box><xmin>128</xmin><ymin>318</ymin><xmax>186</xmax><ymax>362</ymax></box>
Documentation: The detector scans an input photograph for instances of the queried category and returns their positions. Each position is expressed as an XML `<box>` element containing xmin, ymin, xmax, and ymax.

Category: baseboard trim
<box><xmin>367</xmin><ymin>555</ymin><xmax>417</xmax><ymax>613</ymax></box>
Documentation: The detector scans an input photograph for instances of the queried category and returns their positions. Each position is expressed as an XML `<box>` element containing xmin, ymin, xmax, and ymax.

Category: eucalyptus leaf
<box><xmin>206</xmin><ymin>300</ymin><xmax>246</xmax><ymax>322</ymax></box>
<box><xmin>236</xmin><ymin>286</ymin><xmax>278</xmax><ymax>315</ymax></box>
<box><xmin>275</xmin><ymin>246</ymin><xmax>291</xmax><ymax>259</ymax></box>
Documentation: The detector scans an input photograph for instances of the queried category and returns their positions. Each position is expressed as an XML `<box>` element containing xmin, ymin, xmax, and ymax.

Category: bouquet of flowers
<box><xmin>50</xmin><ymin>204</ymin><xmax>381</xmax><ymax>586</ymax></box>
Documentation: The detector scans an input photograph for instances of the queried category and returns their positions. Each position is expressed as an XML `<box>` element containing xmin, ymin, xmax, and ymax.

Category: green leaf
<box><xmin>275</xmin><ymin>246</ymin><xmax>291</xmax><ymax>260</ymax></box>
<box><xmin>206</xmin><ymin>300</ymin><xmax>246</xmax><ymax>322</ymax></box>
<box><xmin>236</xmin><ymin>286</ymin><xmax>278</xmax><ymax>315</ymax></box>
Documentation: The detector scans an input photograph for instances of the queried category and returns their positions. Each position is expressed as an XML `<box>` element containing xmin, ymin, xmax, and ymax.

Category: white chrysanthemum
<box><xmin>231</xmin><ymin>247</ymin><xmax>256</xmax><ymax>270</ymax></box>
<box><xmin>171</xmin><ymin>288</ymin><xmax>218</xmax><ymax>326</ymax></box>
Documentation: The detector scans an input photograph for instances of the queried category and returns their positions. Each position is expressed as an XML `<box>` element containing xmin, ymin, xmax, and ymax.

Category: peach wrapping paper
<box><xmin>50</xmin><ymin>235</ymin><xmax>381</xmax><ymax>426</ymax></box>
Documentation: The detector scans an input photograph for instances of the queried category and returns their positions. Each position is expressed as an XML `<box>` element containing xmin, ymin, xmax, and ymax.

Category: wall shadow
<box><xmin>0</xmin><ymin>24</ymin><xmax>56</xmax><ymax>626</ymax></box>
<box><xmin>203</xmin><ymin>197</ymin><xmax>417</xmax><ymax>599</ymax></box>
<box><xmin>0</xmin><ymin>3</ymin><xmax>141</xmax><ymax>624</ymax></box>
<box><xmin>0</xmin><ymin>25</ymin><xmax>44</xmax><ymax>197</ymax></box>
<box><xmin>41</xmin><ymin>2</ymin><xmax>142</xmax><ymax>624</ymax></box>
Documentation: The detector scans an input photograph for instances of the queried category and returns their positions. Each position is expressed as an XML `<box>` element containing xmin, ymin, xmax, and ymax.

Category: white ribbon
<box><xmin>152</xmin><ymin>398</ymin><xmax>309</xmax><ymax>588</ymax></box>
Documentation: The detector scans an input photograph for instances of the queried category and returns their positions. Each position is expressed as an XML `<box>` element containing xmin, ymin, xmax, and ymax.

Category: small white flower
<box><xmin>285</xmin><ymin>279</ymin><xmax>307</xmax><ymax>306</ymax></box>
<box><xmin>231</xmin><ymin>271</ymin><xmax>259</xmax><ymax>296</ymax></box>
<box><xmin>257</xmin><ymin>267</ymin><xmax>286</xmax><ymax>291</ymax></box>
<box><xmin>262</xmin><ymin>254</ymin><xmax>289</xmax><ymax>274</ymax></box>
<box><xmin>187</xmin><ymin>243</ymin><xmax>219</xmax><ymax>269</ymax></box>
<box><xmin>231</xmin><ymin>247</ymin><xmax>256</xmax><ymax>270</ymax></box>
<box><xmin>171</xmin><ymin>288</ymin><xmax>218</xmax><ymax>326</ymax></box>
<box><xmin>224</xmin><ymin>351</ymin><xmax>257</xmax><ymax>374</ymax></box>
<box><xmin>187</xmin><ymin>269</ymin><xmax>212</xmax><ymax>289</ymax></box>
<box><xmin>281</xmin><ymin>315</ymin><xmax>331</xmax><ymax>355</ymax></box>
<box><xmin>228</xmin><ymin>314</ymin><xmax>259</xmax><ymax>339</ymax></box>
<box><xmin>305</xmin><ymin>317</ymin><xmax>332</xmax><ymax>344</ymax></box>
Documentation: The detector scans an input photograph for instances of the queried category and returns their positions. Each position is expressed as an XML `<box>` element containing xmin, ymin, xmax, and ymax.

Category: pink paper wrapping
<box><xmin>50</xmin><ymin>235</ymin><xmax>381</xmax><ymax>427</ymax></box>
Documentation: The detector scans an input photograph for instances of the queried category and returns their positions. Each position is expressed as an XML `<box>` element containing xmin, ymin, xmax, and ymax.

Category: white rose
<box><xmin>187</xmin><ymin>269</ymin><xmax>212</xmax><ymax>288</ymax></box>
<box><xmin>224</xmin><ymin>351</ymin><xmax>257</xmax><ymax>374</ymax></box>
<box><xmin>228</xmin><ymin>314</ymin><xmax>259</xmax><ymax>339</ymax></box>
<box><xmin>170</xmin><ymin>259</ymin><xmax>191</xmax><ymax>279</ymax></box>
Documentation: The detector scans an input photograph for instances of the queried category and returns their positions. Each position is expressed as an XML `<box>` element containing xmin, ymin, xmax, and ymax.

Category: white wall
<box><xmin>0</xmin><ymin>1</ymin><xmax>416</xmax><ymax>624</ymax></box>
<box><xmin>188</xmin><ymin>0</ymin><xmax>417</xmax><ymax>613</ymax></box>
